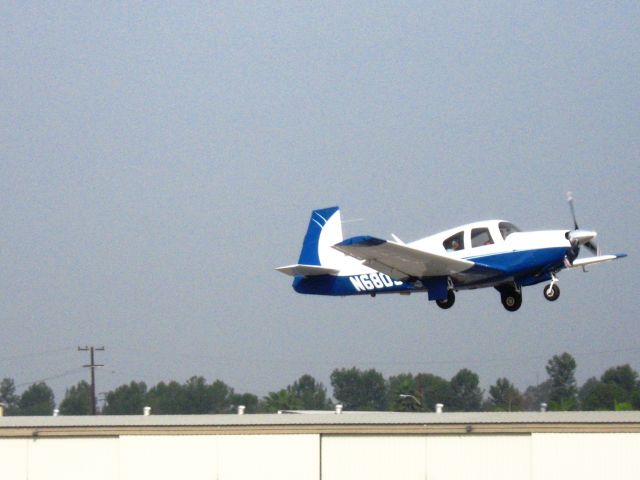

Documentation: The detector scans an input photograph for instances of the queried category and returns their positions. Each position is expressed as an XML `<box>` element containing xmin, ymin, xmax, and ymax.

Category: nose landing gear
<box><xmin>543</xmin><ymin>274</ymin><xmax>560</xmax><ymax>301</ymax></box>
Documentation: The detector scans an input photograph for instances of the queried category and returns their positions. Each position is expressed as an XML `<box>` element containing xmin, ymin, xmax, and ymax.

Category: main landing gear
<box><xmin>436</xmin><ymin>289</ymin><xmax>455</xmax><ymax>309</ymax></box>
<box><xmin>496</xmin><ymin>284</ymin><xmax>522</xmax><ymax>312</ymax></box>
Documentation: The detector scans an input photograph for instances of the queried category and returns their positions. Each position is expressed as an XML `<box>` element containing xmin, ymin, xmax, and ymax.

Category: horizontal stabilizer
<box><xmin>333</xmin><ymin>236</ymin><xmax>476</xmax><ymax>278</ymax></box>
<box><xmin>570</xmin><ymin>253</ymin><xmax>627</xmax><ymax>268</ymax></box>
<box><xmin>275</xmin><ymin>264</ymin><xmax>340</xmax><ymax>277</ymax></box>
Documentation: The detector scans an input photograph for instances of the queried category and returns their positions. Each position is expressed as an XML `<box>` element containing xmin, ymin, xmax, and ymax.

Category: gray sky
<box><xmin>2</xmin><ymin>2</ymin><xmax>639</xmax><ymax>404</ymax></box>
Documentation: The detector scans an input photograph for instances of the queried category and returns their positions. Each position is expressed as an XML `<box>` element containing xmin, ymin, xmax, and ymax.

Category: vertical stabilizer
<box><xmin>277</xmin><ymin>206</ymin><xmax>355</xmax><ymax>277</ymax></box>
<box><xmin>298</xmin><ymin>206</ymin><xmax>344</xmax><ymax>267</ymax></box>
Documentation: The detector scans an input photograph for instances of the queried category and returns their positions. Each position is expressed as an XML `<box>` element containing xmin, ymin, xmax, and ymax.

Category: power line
<box><xmin>106</xmin><ymin>344</ymin><xmax>640</xmax><ymax>369</ymax></box>
<box><xmin>0</xmin><ymin>347</ymin><xmax>75</xmax><ymax>363</ymax></box>
<box><xmin>15</xmin><ymin>368</ymin><xmax>85</xmax><ymax>388</ymax></box>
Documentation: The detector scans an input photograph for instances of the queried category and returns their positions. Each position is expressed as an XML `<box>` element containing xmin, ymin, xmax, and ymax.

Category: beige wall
<box><xmin>0</xmin><ymin>435</ymin><xmax>320</xmax><ymax>480</ymax></box>
<box><xmin>531</xmin><ymin>433</ymin><xmax>640</xmax><ymax>480</ymax></box>
<box><xmin>1</xmin><ymin>432</ymin><xmax>639</xmax><ymax>480</ymax></box>
<box><xmin>322</xmin><ymin>434</ymin><xmax>531</xmax><ymax>480</ymax></box>
<box><xmin>0</xmin><ymin>438</ymin><xmax>118</xmax><ymax>480</ymax></box>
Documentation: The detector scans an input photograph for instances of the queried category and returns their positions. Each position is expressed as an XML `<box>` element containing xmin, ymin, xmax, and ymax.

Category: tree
<box><xmin>581</xmin><ymin>365</ymin><xmax>640</xmax><ymax>411</ymax></box>
<box><xmin>578</xmin><ymin>377</ymin><xmax>600</xmax><ymax>407</ymax></box>
<box><xmin>487</xmin><ymin>378</ymin><xmax>523</xmax><ymax>411</ymax></box>
<box><xmin>330</xmin><ymin>367</ymin><xmax>387</xmax><ymax>410</ymax></box>
<box><xmin>206</xmin><ymin>379</ymin><xmax>234</xmax><ymax>413</ymax></box>
<box><xmin>601</xmin><ymin>364</ymin><xmax>638</xmax><ymax>396</ymax></box>
<box><xmin>387</xmin><ymin>373</ymin><xmax>420</xmax><ymax>411</ymax></box>
<box><xmin>146</xmin><ymin>381</ymin><xmax>185</xmax><ymax>414</ymax></box>
<box><xmin>414</xmin><ymin>373</ymin><xmax>451</xmax><ymax>411</ymax></box>
<box><xmin>632</xmin><ymin>389</ymin><xmax>640</xmax><ymax>410</ymax></box>
<box><xmin>582</xmin><ymin>382</ymin><xmax>628</xmax><ymax>410</ymax></box>
<box><xmin>182</xmin><ymin>376</ymin><xmax>212</xmax><ymax>414</ymax></box>
<box><xmin>145</xmin><ymin>377</ymin><xmax>234</xmax><ymax>414</ymax></box>
<box><xmin>546</xmin><ymin>353</ymin><xmax>577</xmax><ymax>410</ymax></box>
<box><xmin>230</xmin><ymin>392</ymin><xmax>259</xmax><ymax>413</ymax></box>
<box><xmin>523</xmin><ymin>379</ymin><xmax>552</xmax><ymax>411</ymax></box>
<box><xmin>260</xmin><ymin>374</ymin><xmax>333</xmax><ymax>413</ymax></box>
<box><xmin>18</xmin><ymin>382</ymin><xmax>55</xmax><ymax>415</ymax></box>
<box><xmin>290</xmin><ymin>374</ymin><xmax>333</xmax><ymax>410</ymax></box>
<box><xmin>103</xmin><ymin>381</ymin><xmax>148</xmax><ymax>415</ymax></box>
<box><xmin>0</xmin><ymin>378</ymin><xmax>19</xmax><ymax>415</ymax></box>
<box><xmin>262</xmin><ymin>389</ymin><xmax>303</xmax><ymax>412</ymax></box>
<box><xmin>449</xmin><ymin>369</ymin><xmax>483</xmax><ymax>411</ymax></box>
<box><xmin>59</xmin><ymin>381</ymin><xmax>92</xmax><ymax>415</ymax></box>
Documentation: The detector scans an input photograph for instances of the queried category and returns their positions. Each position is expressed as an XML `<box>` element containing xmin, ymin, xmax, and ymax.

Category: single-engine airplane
<box><xmin>276</xmin><ymin>195</ymin><xmax>626</xmax><ymax>311</ymax></box>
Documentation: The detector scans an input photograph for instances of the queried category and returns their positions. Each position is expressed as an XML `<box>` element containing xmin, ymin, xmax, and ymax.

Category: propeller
<box><xmin>566</xmin><ymin>192</ymin><xmax>598</xmax><ymax>255</ymax></box>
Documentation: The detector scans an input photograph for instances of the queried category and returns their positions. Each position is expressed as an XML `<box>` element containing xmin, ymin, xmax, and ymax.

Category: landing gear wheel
<box><xmin>501</xmin><ymin>290</ymin><xmax>522</xmax><ymax>312</ymax></box>
<box><xmin>543</xmin><ymin>284</ymin><xmax>560</xmax><ymax>301</ymax></box>
<box><xmin>436</xmin><ymin>290</ymin><xmax>455</xmax><ymax>309</ymax></box>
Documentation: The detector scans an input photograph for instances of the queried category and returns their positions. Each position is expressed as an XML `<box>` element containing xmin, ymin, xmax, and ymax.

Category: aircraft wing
<box><xmin>333</xmin><ymin>236</ymin><xmax>476</xmax><ymax>279</ymax></box>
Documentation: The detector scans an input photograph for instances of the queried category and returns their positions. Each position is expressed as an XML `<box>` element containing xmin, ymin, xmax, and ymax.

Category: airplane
<box><xmin>276</xmin><ymin>196</ymin><xmax>626</xmax><ymax>311</ymax></box>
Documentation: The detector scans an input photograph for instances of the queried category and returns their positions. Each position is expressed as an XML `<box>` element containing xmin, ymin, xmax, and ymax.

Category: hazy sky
<box><xmin>2</xmin><ymin>2</ymin><xmax>639</xmax><ymax>405</ymax></box>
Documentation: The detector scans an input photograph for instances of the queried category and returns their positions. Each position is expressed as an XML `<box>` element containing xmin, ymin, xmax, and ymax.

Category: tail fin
<box><xmin>298</xmin><ymin>206</ymin><xmax>343</xmax><ymax>266</ymax></box>
<box><xmin>276</xmin><ymin>206</ymin><xmax>347</xmax><ymax>277</ymax></box>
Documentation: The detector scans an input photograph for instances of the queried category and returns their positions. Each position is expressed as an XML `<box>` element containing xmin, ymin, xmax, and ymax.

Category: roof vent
<box><xmin>435</xmin><ymin>403</ymin><xmax>444</xmax><ymax>414</ymax></box>
<box><xmin>237</xmin><ymin>405</ymin><xmax>245</xmax><ymax>415</ymax></box>
<box><xmin>335</xmin><ymin>404</ymin><xmax>343</xmax><ymax>414</ymax></box>
<box><xmin>143</xmin><ymin>406</ymin><xmax>151</xmax><ymax>416</ymax></box>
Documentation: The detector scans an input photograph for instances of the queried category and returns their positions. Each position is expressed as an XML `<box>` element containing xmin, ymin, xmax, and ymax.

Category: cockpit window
<box><xmin>499</xmin><ymin>222</ymin><xmax>521</xmax><ymax>240</ymax></box>
<box><xmin>443</xmin><ymin>231</ymin><xmax>464</xmax><ymax>252</ymax></box>
<box><xmin>471</xmin><ymin>228</ymin><xmax>494</xmax><ymax>248</ymax></box>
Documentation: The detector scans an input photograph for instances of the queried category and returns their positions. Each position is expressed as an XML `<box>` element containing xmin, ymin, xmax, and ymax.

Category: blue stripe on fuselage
<box><xmin>293</xmin><ymin>274</ymin><xmax>414</xmax><ymax>296</ymax></box>
<box><xmin>466</xmin><ymin>247</ymin><xmax>568</xmax><ymax>275</ymax></box>
<box><xmin>460</xmin><ymin>246</ymin><xmax>568</xmax><ymax>288</ymax></box>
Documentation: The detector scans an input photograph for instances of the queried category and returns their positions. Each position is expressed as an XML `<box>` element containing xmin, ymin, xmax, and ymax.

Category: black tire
<box><xmin>543</xmin><ymin>284</ymin><xmax>560</xmax><ymax>301</ymax></box>
<box><xmin>501</xmin><ymin>290</ymin><xmax>522</xmax><ymax>312</ymax></box>
<box><xmin>436</xmin><ymin>290</ymin><xmax>455</xmax><ymax>309</ymax></box>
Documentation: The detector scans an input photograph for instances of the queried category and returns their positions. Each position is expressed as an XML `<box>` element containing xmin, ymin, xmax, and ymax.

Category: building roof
<box><xmin>2</xmin><ymin>411</ymin><xmax>640</xmax><ymax>437</ymax></box>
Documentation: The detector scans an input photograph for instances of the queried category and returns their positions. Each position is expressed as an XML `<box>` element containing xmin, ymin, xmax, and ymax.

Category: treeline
<box><xmin>1</xmin><ymin>352</ymin><xmax>639</xmax><ymax>415</ymax></box>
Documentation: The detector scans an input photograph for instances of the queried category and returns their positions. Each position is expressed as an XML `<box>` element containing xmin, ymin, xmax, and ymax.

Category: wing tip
<box><xmin>276</xmin><ymin>264</ymin><xmax>340</xmax><ymax>277</ymax></box>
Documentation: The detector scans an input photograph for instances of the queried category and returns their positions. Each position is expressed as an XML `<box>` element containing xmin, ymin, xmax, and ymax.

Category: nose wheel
<box><xmin>543</xmin><ymin>274</ymin><xmax>561</xmax><ymax>301</ymax></box>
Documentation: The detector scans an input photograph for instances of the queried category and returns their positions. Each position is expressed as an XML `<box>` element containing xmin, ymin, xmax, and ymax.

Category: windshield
<box><xmin>499</xmin><ymin>222</ymin><xmax>521</xmax><ymax>240</ymax></box>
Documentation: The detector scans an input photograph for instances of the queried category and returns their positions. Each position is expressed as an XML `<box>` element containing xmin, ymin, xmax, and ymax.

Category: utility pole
<box><xmin>78</xmin><ymin>346</ymin><xmax>104</xmax><ymax>415</ymax></box>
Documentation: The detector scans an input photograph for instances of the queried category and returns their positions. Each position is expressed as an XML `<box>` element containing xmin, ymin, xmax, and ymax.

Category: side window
<box><xmin>443</xmin><ymin>231</ymin><xmax>465</xmax><ymax>251</ymax></box>
<box><xmin>471</xmin><ymin>228</ymin><xmax>494</xmax><ymax>248</ymax></box>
